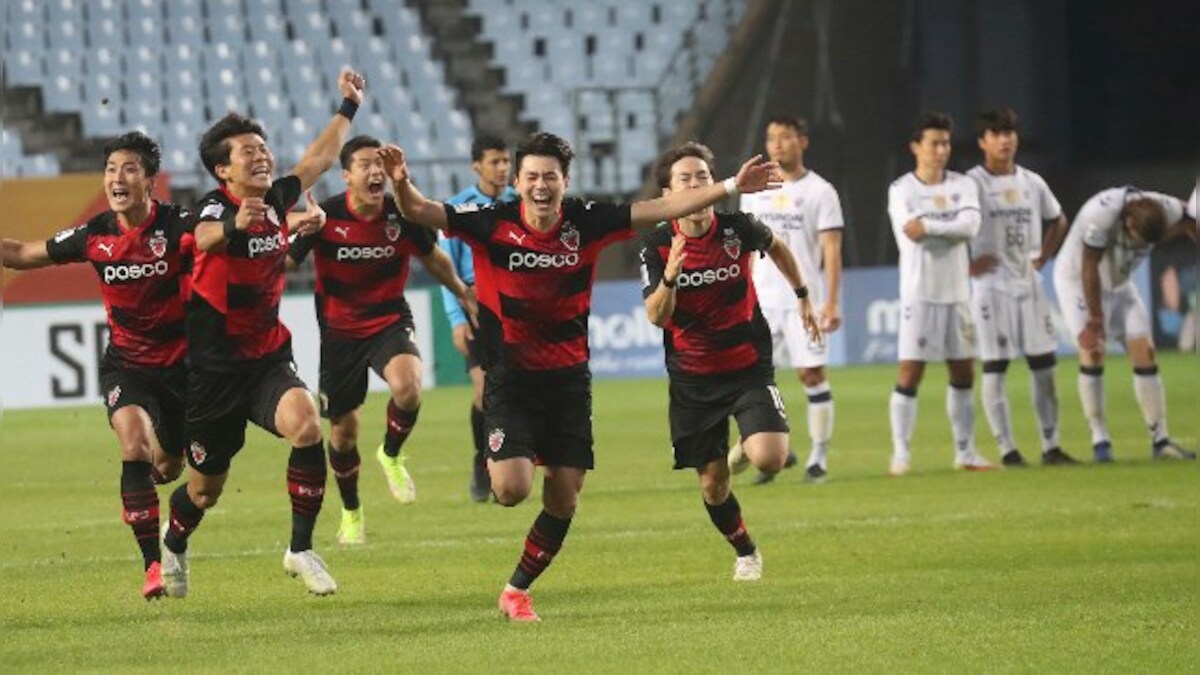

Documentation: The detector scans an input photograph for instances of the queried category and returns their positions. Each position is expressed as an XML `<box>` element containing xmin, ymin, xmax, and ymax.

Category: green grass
<box><xmin>0</xmin><ymin>353</ymin><xmax>1196</xmax><ymax>673</ymax></box>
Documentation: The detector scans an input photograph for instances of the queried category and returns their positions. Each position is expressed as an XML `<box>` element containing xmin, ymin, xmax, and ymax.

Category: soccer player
<box><xmin>440</xmin><ymin>134</ymin><xmax>518</xmax><ymax>502</ymax></box>
<box><xmin>288</xmin><ymin>135</ymin><xmax>477</xmax><ymax>544</ymax></box>
<box><xmin>1</xmin><ymin>131</ymin><xmax>188</xmax><ymax>599</ymax></box>
<box><xmin>966</xmin><ymin>108</ymin><xmax>1077</xmax><ymax>466</ymax></box>
<box><xmin>378</xmin><ymin>132</ymin><xmax>780</xmax><ymax>621</ymax></box>
<box><xmin>160</xmin><ymin>68</ymin><xmax>366</xmax><ymax>598</ymax></box>
<box><xmin>1052</xmin><ymin>186</ymin><xmax>1197</xmax><ymax>462</ymax></box>
<box><xmin>639</xmin><ymin>142</ymin><xmax>820</xmax><ymax>580</ymax></box>
<box><xmin>887</xmin><ymin>112</ymin><xmax>993</xmax><ymax>476</ymax></box>
<box><xmin>738</xmin><ymin>116</ymin><xmax>844</xmax><ymax>483</ymax></box>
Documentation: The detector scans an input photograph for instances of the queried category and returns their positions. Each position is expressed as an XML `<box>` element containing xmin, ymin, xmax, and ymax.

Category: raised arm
<box><xmin>1</xmin><ymin>239</ymin><xmax>53</xmax><ymax>270</ymax></box>
<box><xmin>630</xmin><ymin>155</ymin><xmax>781</xmax><ymax>227</ymax></box>
<box><xmin>378</xmin><ymin>145</ymin><xmax>448</xmax><ymax>230</ymax></box>
<box><xmin>290</xmin><ymin>69</ymin><xmax>366</xmax><ymax>191</ymax></box>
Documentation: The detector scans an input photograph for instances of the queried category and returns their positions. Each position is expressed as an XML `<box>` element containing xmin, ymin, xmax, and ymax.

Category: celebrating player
<box><xmin>966</xmin><ymin>108</ymin><xmax>1077</xmax><ymax>466</ymax></box>
<box><xmin>288</xmin><ymin>135</ymin><xmax>476</xmax><ymax>544</ymax></box>
<box><xmin>887</xmin><ymin>112</ymin><xmax>993</xmax><ymax>476</ymax></box>
<box><xmin>440</xmin><ymin>134</ymin><xmax>518</xmax><ymax>502</ymax></box>
<box><xmin>2</xmin><ymin>132</ymin><xmax>189</xmax><ymax>600</ymax></box>
<box><xmin>1052</xmin><ymin>186</ymin><xmax>1197</xmax><ymax>462</ymax></box>
<box><xmin>738</xmin><ymin>116</ymin><xmax>844</xmax><ymax>483</ymax></box>
<box><xmin>639</xmin><ymin>142</ymin><xmax>820</xmax><ymax>580</ymax></box>
<box><xmin>380</xmin><ymin>132</ymin><xmax>780</xmax><ymax>621</ymax></box>
<box><xmin>160</xmin><ymin>68</ymin><xmax>366</xmax><ymax>598</ymax></box>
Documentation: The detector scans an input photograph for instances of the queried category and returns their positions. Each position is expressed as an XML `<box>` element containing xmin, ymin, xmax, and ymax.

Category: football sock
<box><xmin>1030</xmin><ymin>363</ymin><xmax>1061</xmax><ymax>452</ymax></box>
<box><xmin>981</xmin><ymin>371</ymin><xmax>1015</xmax><ymax>453</ymax></box>
<box><xmin>287</xmin><ymin>441</ymin><xmax>326</xmax><ymax>552</ymax></box>
<box><xmin>508</xmin><ymin>510</ymin><xmax>572</xmax><ymax>590</ymax></box>
<box><xmin>1078</xmin><ymin>366</ymin><xmax>1110</xmax><ymax>445</ymax></box>
<box><xmin>1132</xmin><ymin>366</ymin><xmax>1169</xmax><ymax>445</ymax></box>
<box><xmin>890</xmin><ymin>386</ymin><xmax>918</xmax><ymax>460</ymax></box>
<box><xmin>947</xmin><ymin>384</ymin><xmax>977</xmax><ymax>456</ymax></box>
<box><xmin>805</xmin><ymin>382</ymin><xmax>834</xmax><ymax>467</ymax></box>
<box><xmin>120</xmin><ymin>460</ymin><xmax>160</xmax><ymax>569</ymax></box>
<box><xmin>163</xmin><ymin>483</ymin><xmax>204</xmax><ymax>555</ymax></box>
<box><xmin>327</xmin><ymin>443</ymin><xmax>361</xmax><ymax>510</ymax></box>
<box><xmin>383</xmin><ymin>402</ymin><xmax>419</xmax><ymax>458</ymax></box>
<box><xmin>704</xmin><ymin>493</ymin><xmax>756</xmax><ymax>557</ymax></box>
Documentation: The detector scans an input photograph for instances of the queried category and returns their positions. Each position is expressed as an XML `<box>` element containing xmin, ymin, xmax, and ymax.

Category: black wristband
<box><xmin>222</xmin><ymin>218</ymin><xmax>238</xmax><ymax>240</ymax></box>
<box><xmin>794</xmin><ymin>286</ymin><xmax>809</xmax><ymax>299</ymax></box>
<box><xmin>337</xmin><ymin>97</ymin><xmax>359</xmax><ymax>121</ymax></box>
<box><xmin>662</xmin><ymin>276</ymin><xmax>676</xmax><ymax>289</ymax></box>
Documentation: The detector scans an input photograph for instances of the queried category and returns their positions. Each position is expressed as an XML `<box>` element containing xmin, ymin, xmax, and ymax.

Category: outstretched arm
<box><xmin>379</xmin><ymin>145</ymin><xmax>449</xmax><ymax>230</ymax></box>
<box><xmin>1</xmin><ymin>239</ymin><xmax>53</xmax><ymax>270</ymax></box>
<box><xmin>630</xmin><ymin>155</ymin><xmax>781</xmax><ymax>227</ymax></box>
<box><xmin>290</xmin><ymin>69</ymin><xmax>366</xmax><ymax>191</ymax></box>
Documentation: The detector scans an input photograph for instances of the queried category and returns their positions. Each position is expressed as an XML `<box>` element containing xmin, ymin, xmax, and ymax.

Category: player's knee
<box><xmin>982</xmin><ymin>359</ymin><xmax>1009</xmax><ymax>374</ymax></box>
<box><xmin>118</xmin><ymin>438</ymin><xmax>153</xmax><ymax>463</ymax></box>
<box><xmin>390</xmin><ymin>381</ymin><xmax>421</xmax><ymax>411</ymax></box>
<box><xmin>191</xmin><ymin>487</ymin><xmax>223</xmax><ymax>509</ymax></box>
<box><xmin>799</xmin><ymin>368</ymin><xmax>825</xmax><ymax>388</ymax></box>
<box><xmin>292</xmin><ymin>418</ymin><xmax>323</xmax><ymax>447</ymax></box>
<box><xmin>492</xmin><ymin>482</ymin><xmax>531</xmax><ymax>507</ymax></box>
<box><xmin>154</xmin><ymin>457</ymin><xmax>183</xmax><ymax>483</ymax></box>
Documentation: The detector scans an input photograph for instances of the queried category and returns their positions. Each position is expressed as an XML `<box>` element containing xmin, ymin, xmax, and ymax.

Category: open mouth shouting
<box><xmin>109</xmin><ymin>185</ymin><xmax>133</xmax><ymax>208</ymax></box>
<box><xmin>366</xmin><ymin>177</ymin><xmax>386</xmax><ymax>198</ymax></box>
<box><xmin>250</xmin><ymin>162</ymin><xmax>272</xmax><ymax>182</ymax></box>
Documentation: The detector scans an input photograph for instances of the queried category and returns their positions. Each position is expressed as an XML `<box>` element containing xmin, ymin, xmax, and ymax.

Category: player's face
<box><xmin>103</xmin><ymin>149</ymin><xmax>153</xmax><ymax>214</ymax></box>
<box><xmin>475</xmin><ymin>149</ymin><xmax>511</xmax><ymax>191</ymax></box>
<box><xmin>765</xmin><ymin>123</ymin><xmax>807</xmax><ymax>168</ymax></box>
<box><xmin>911</xmin><ymin>129</ymin><xmax>951</xmax><ymax>172</ymax></box>
<box><xmin>515</xmin><ymin>154</ymin><xmax>567</xmax><ymax>220</ymax></box>
<box><xmin>219</xmin><ymin>133</ymin><xmax>274</xmax><ymax>192</ymax></box>
<box><xmin>343</xmin><ymin>147</ymin><xmax>386</xmax><ymax>207</ymax></box>
<box><xmin>663</xmin><ymin>155</ymin><xmax>715</xmax><ymax>222</ymax></box>
<box><xmin>978</xmin><ymin>129</ymin><xmax>1018</xmax><ymax>163</ymax></box>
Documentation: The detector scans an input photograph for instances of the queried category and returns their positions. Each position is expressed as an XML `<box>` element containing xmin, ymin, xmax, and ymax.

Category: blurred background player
<box><xmin>966</xmin><ymin>109</ymin><xmax>1077</xmax><ymax>467</ymax></box>
<box><xmin>640</xmin><ymin>142</ymin><xmax>820</xmax><ymax>580</ymax></box>
<box><xmin>161</xmin><ymin>69</ymin><xmax>365</xmax><ymax>599</ymax></box>
<box><xmin>288</xmin><ymin>135</ymin><xmax>476</xmax><ymax>544</ymax></box>
<box><xmin>738</xmin><ymin>115</ymin><xmax>844</xmax><ymax>483</ymax></box>
<box><xmin>381</xmin><ymin>132</ymin><xmax>781</xmax><ymax>621</ymax></box>
<box><xmin>887</xmin><ymin>112</ymin><xmax>992</xmax><ymax>476</ymax></box>
<box><xmin>1052</xmin><ymin>187</ymin><xmax>1197</xmax><ymax>462</ymax></box>
<box><xmin>1</xmin><ymin>132</ymin><xmax>189</xmax><ymax>600</ymax></box>
<box><xmin>440</xmin><ymin>134</ymin><xmax>518</xmax><ymax>502</ymax></box>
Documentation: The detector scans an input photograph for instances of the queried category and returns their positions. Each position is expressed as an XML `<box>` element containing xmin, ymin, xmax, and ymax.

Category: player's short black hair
<box><xmin>911</xmin><ymin>111</ymin><xmax>954</xmax><ymax>143</ymax></box>
<box><xmin>198</xmin><ymin>113</ymin><xmax>268</xmax><ymax>182</ymax></box>
<box><xmin>471</xmin><ymin>134</ymin><xmax>509</xmax><ymax>162</ymax></box>
<box><xmin>515</xmin><ymin>132</ymin><xmax>574</xmax><ymax>177</ymax></box>
<box><xmin>654</xmin><ymin>141</ymin><xmax>717</xmax><ymax>189</ymax></box>
<box><xmin>339</xmin><ymin>135</ymin><xmax>382</xmax><ymax>169</ymax></box>
<box><xmin>1122</xmin><ymin>197</ymin><xmax>1168</xmax><ymax>244</ymax></box>
<box><xmin>975</xmin><ymin>108</ymin><xmax>1019</xmax><ymax>138</ymax></box>
<box><xmin>102</xmin><ymin>131</ymin><xmax>161</xmax><ymax>177</ymax></box>
<box><xmin>766</xmin><ymin>115</ymin><xmax>808</xmax><ymax>136</ymax></box>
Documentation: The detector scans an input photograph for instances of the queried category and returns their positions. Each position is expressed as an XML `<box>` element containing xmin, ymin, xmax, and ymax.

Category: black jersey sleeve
<box><xmin>44</xmin><ymin>223</ymin><xmax>89</xmax><ymax>263</ymax></box>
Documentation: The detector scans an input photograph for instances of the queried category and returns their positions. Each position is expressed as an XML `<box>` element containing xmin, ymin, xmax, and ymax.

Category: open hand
<box><xmin>291</xmin><ymin>189</ymin><xmax>326</xmax><ymax>237</ymax></box>
<box><xmin>734</xmin><ymin>155</ymin><xmax>783</xmax><ymax>195</ymax></box>
<box><xmin>378</xmin><ymin>145</ymin><xmax>409</xmax><ymax>184</ymax></box>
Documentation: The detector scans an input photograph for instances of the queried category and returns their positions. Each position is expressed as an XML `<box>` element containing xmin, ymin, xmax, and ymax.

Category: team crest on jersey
<box><xmin>722</xmin><ymin>228</ymin><xmax>742</xmax><ymax>259</ymax></box>
<box><xmin>149</xmin><ymin>231</ymin><xmax>168</xmax><ymax>258</ymax></box>
<box><xmin>933</xmin><ymin>195</ymin><xmax>948</xmax><ymax>209</ymax></box>
<box><xmin>488</xmin><ymin>428</ymin><xmax>505</xmax><ymax>453</ymax></box>
<box><xmin>189</xmin><ymin>442</ymin><xmax>207</xmax><ymax>465</ymax></box>
<box><xmin>106</xmin><ymin>385</ymin><xmax>121</xmax><ymax>408</ymax></box>
<box><xmin>560</xmin><ymin>225</ymin><xmax>580</xmax><ymax>252</ymax></box>
<box><xmin>385</xmin><ymin>223</ymin><xmax>401</xmax><ymax>242</ymax></box>
<box><xmin>1003</xmin><ymin>188</ymin><xmax>1019</xmax><ymax>205</ymax></box>
<box><xmin>772</xmin><ymin>193</ymin><xmax>790</xmax><ymax>209</ymax></box>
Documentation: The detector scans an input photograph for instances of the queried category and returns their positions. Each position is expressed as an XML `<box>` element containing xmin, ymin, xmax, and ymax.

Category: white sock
<box><xmin>1132</xmin><ymin>369</ymin><xmax>1169</xmax><ymax>444</ymax></box>
<box><xmin>889</xmin><ymin>389</ymin><xmax>917</xmax><ymax>461</ymax></box>
<box><xmin>1030</xmin><ymin>365</ymin><xmax>1060</xmax><ymax>452</ymax></box>
<box><xmin>981</xmin><ymin>371</ymin><xmax>1015</xmax><ymax>453</ymax></box>
<box><xmin>805</xmin><ymin>382</ymin><xmax>834</xmax><ymax>468</ymax></box>
<box><xmin>946</xmin><ymin>385</ymin><xmax>977</xmax><ymax>458</ymax></box>
<box><xmin>1077</xmin><ymin>368</ymin><xmax>1110</xmax><ymax>445</ymax></box>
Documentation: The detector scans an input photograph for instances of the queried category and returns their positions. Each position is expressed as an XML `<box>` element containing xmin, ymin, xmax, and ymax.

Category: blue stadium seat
<box><xmin>4</xmin><ymin>47</ymin><xmax>43</xmax><ymax>87</ymax></box>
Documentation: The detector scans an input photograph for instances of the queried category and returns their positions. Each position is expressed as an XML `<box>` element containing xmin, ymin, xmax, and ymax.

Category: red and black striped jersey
<box><xmin>45</xmin><ymin>201</ymin><xmax>191</xmax><ymax>369</ymax></box>
<box><xmin>186</xmin><ymin>176</ymin><xmax>301</xmax><ymax>370</ymax></box>
<box><xmin>638</xmin><ymin>213</ymin><xmax>775</xmax><ymax>379</ymax></box>
<box><xmin>444</xmin><ymin>198</ymin><xmax>633</xmax><ymax>374</ymax></box>
<box><xmin>289</xmin><ymin>193</ymin><xmax>435</xmax><ymax>340</ymax></box>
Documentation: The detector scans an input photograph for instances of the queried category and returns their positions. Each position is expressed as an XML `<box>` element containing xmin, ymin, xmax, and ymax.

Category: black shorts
<box><xmin>319</xmin><ymin>320</ymin><xmax>420</xmax><ymax>419</ymax></box>
<box><xmin>185</xmin><ymin>359</ymin><xmax>308</xmax><ymax>476</ymax></box>
<box><xmin>464</xmin><ymin>333</ymin><xmax>484</xmax><ymax>372</ymax></box>
<box><xmin>668</xmin><ymin>370</ymin><xmax>789</xmax><ymax>470</ymax></box>
<box><xmin>482</xmin><ymin>367</ymin><xmax>593</xmax><ymax>469</ymax></box>
<box><xmin>100</xmin><ymin>357</ymin><xmax>188</xmax><ymax>459</ymax></box>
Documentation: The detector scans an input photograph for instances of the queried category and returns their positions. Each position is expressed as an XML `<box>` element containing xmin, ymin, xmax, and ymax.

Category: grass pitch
<box><xmin>0</xmin><ymin>354</ymin><xmax>1195</xmax><ymax>672</ymax></box>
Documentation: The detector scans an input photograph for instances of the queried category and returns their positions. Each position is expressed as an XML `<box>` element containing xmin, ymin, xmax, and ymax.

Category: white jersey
<box><xmin>739</xmin><ymin>170</ymin><xmax>843</xmax><ymax>309</ymax></box>
<box><xmin>1055</xmin><ymin>187</ymin><xmax>1184</xmax><ymax>290</ymax></box>
<box><xmin>888</xmin><ymin>171</ymin><xmax>981</xmax><ymax>304</ymax></box>
<box><xmin>966</xmin><ymin>165</ymin><xmax>1062</xmax><ymax>295</ymax></box>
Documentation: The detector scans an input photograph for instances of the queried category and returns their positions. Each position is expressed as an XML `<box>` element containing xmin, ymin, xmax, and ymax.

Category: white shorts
<box><xmin>1053</xmin><ymin>277</ymin><xmax>1151</xmax><ymax>346</ymax></box>
<box><xmin>897</xmin><ymin>300</ymin><xmax>976</xmax><ymax>362</ymax></box>
<box><xmin>971</xmin><ymin>285</ymin><xmax>1057</xmax><ymax>361</ymax></box>
<box><xmin>762</xmin><ymin>306</ymin><xmax>827</xmax><ymax>369</ymax></box>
